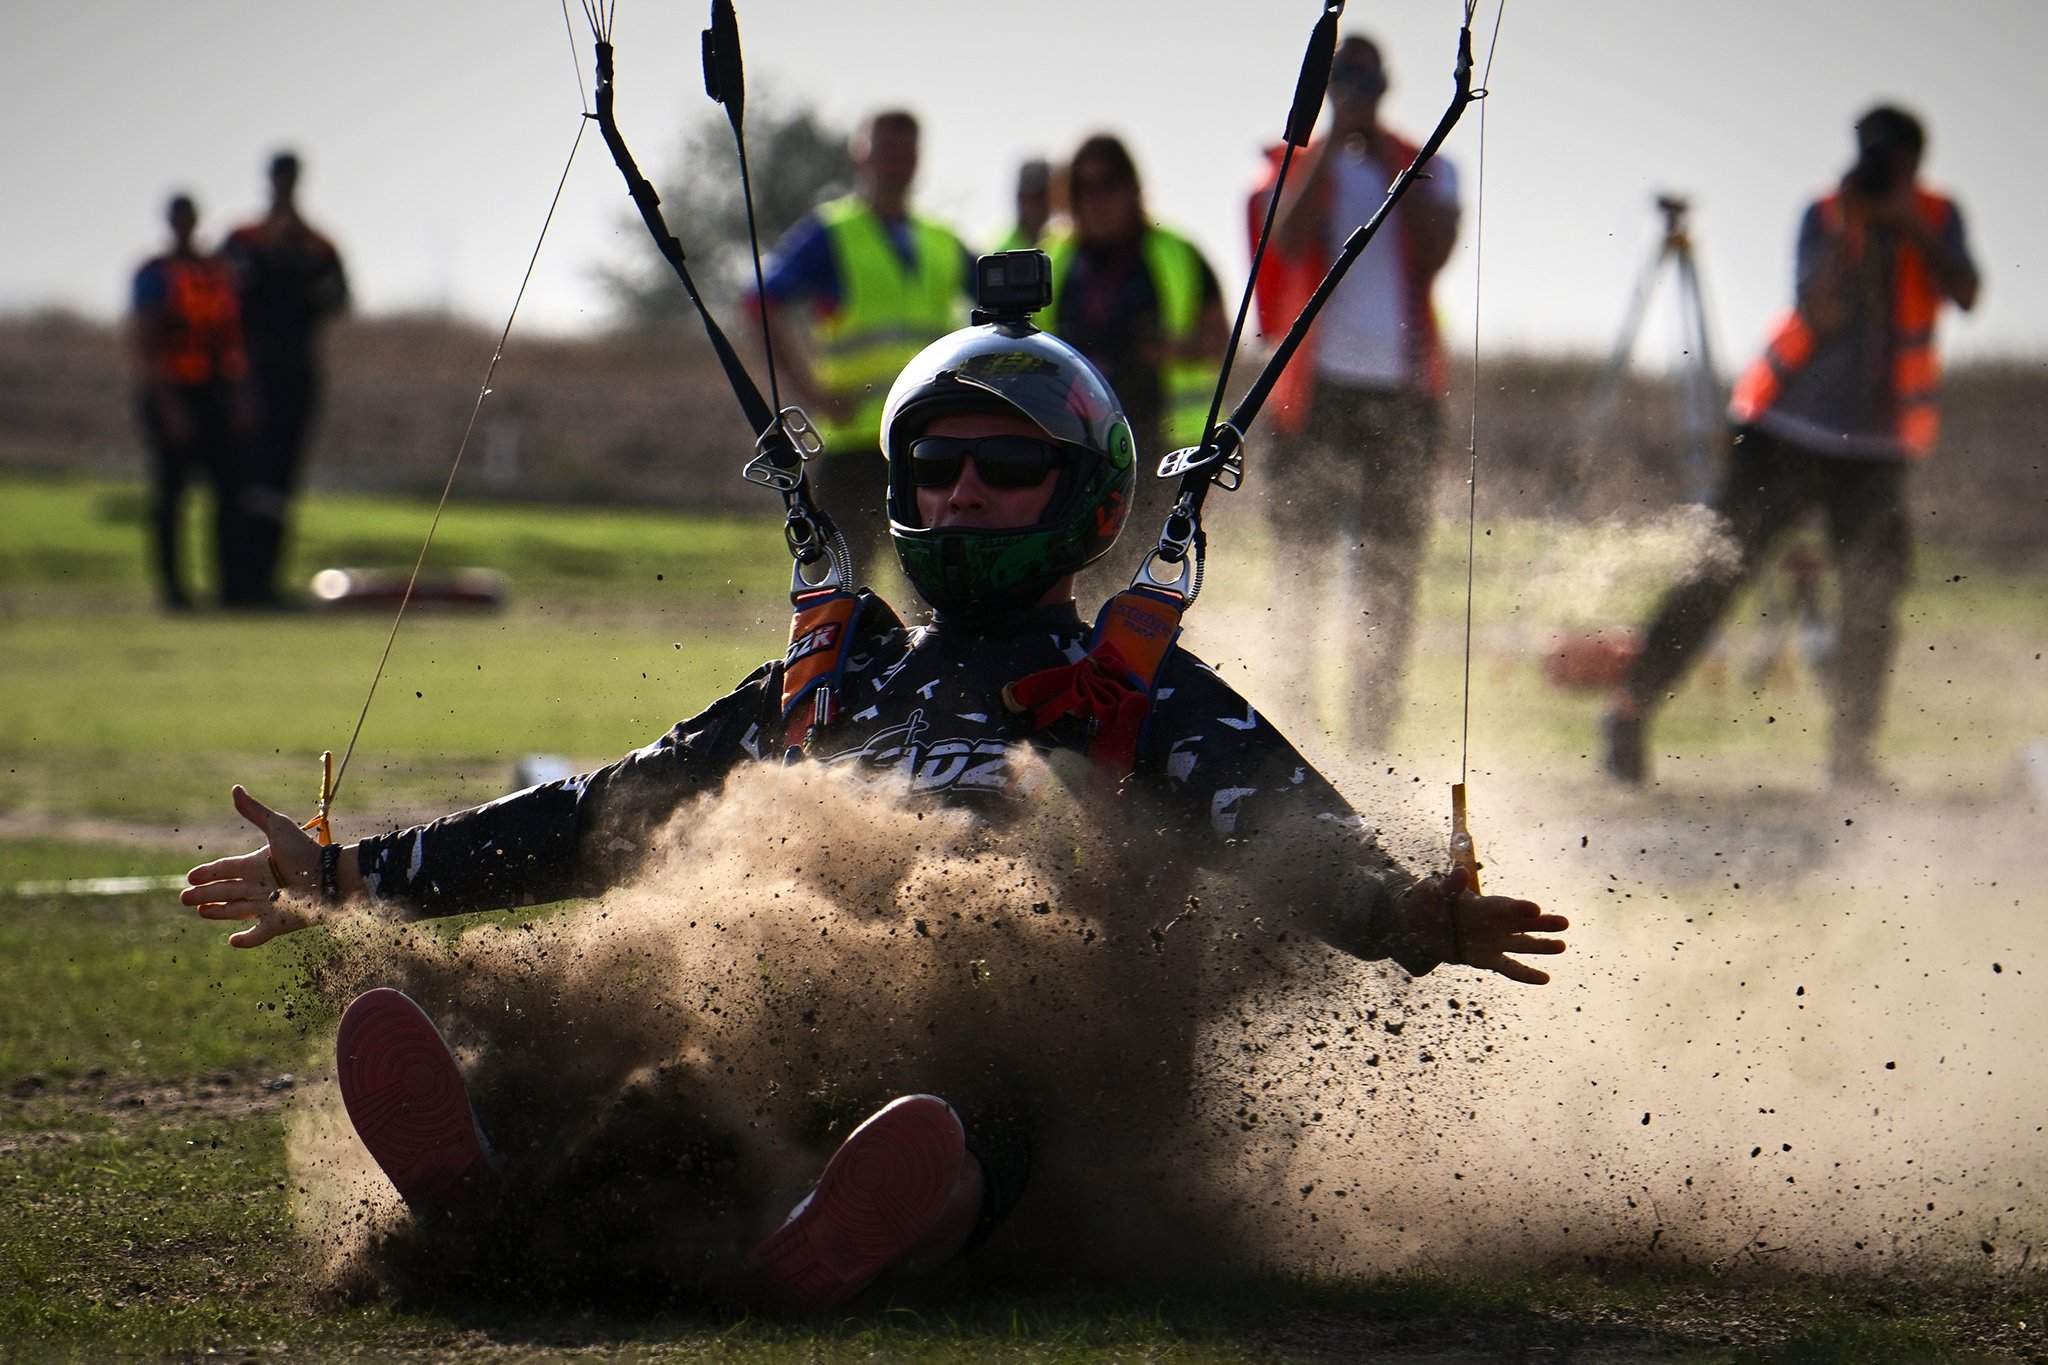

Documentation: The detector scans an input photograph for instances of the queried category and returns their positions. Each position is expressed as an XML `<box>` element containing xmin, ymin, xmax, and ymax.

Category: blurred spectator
<box><xmin>1604</xmin><ymin>105</ymin><xmax>1980</xmax><ymax>788</ymax></box>
<box><xmin>1037</xmin><ymin>134</ymin><xmax>1226</xmax><ymax>532</ymax></box>
<box><xmin>757</xmin><ymin>110</ymin><xmax>973</xmax><ymax>579</ymax></box>
<box><xmin>224</xmin><ymin>150</ymin><xmax>350</xmax><ymax>607</ymax></box>
<box><xmin>1251</xmin><ymin>34</ymin><xmax>1460</xmax><ymax>750</ymax></box>
<box><xmin>994</xmin><ymin>158</ymin><xmax>1053</xmax><ymax>252</ymax></box>
<box><xmin>130</xmin><ymin>193</ymin><xmax>249</xmax><ymax>611</ymax></box>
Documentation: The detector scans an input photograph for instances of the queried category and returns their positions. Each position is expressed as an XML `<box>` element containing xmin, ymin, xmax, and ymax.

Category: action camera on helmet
<box><xmin>970</xmin><ymin>250</ymin><xmax>1054</xmax><ymax>325</ymax></box>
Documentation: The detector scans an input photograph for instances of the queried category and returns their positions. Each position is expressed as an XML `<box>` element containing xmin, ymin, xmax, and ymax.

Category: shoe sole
<box><xmin>747</xmin><ymin>1094</ymin><xmax>965</xmax><ymax>1312</ymax></box>
<box><xmin>335</xmin><ymin>988</ymin><xmax>487</xmax><ymax>1210</ymax></box>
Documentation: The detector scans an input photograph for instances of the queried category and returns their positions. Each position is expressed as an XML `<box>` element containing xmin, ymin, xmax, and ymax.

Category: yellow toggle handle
<box><xmin>300</xmin><ymin>750</ymin><xmax>335</xmax><ymax>847</ymax></box>
<box><xmin>1449</xmin><ymin>782</ymin><xmax>1481</xmax><ymax>893</ymax></box>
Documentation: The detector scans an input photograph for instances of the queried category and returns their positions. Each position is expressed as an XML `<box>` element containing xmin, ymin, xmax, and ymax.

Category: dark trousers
<box><xmin>1263</xmin><ymin>381</ymin><xmax>1441</xmax><ymax>749</ymax></box>
<box><xmin>139</xmin><ymin>382</ymin><xmax>240</xmax><ymax>608</ymax></box>
<box><xmin>240</xmin><ymin>365</ymin><xmax>320</xmax><ymax>604</ymax></box>
<box><xmin>1626</xmin><ymin>426</ymin><xmax>1912</xmax><ymax>770</ymax></box>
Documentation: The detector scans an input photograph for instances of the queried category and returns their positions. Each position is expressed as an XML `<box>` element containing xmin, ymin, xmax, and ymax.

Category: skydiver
<box><xmin>184</xmin><ymin>317</ymin><xmax>1568</xmax><ymax>1310</ymax></box>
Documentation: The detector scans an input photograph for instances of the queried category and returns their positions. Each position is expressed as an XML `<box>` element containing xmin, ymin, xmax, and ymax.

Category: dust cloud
<box><xmin>285</xmin><ymin>754</ymin><xmax>1421</xmax><ymax>1306</ymax></box>
<box><xmin>283</xmin><ymin>598</ymin><xmax>2045</xmax><ymax>1307</ymax></box>
<box><xmin>1499</xmin><ymin>506</ymin><xmax>1738</xmax><ymax>628</ymax></box>
<box><xmin>1225</xmin><ymin>767</ymin><xmax>2047</xmax><ymax>1278</ymax></box>
<box><xmin>1196</xmin><ymin>500</ymin><xmax>2046</xmax><ymax>1280</ymax></box>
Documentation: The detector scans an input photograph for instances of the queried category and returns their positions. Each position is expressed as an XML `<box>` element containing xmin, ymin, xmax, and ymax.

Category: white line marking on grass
<box><xmin>5</xmin><ymin>874</ymin><xmax>187</xmax><ymax>898</ymax></box>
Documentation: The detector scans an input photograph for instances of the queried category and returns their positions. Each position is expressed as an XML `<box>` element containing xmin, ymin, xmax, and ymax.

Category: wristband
<box><xmin>319</xmin><ymin>843</ymin><xmax>343</xmax><ymax>905</ymax></box>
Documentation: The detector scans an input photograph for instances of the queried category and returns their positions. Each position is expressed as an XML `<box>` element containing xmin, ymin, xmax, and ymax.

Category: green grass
<box><xmin>1</xmin><ymin>837</ymin><xmax>195</xmax><ymax>884</ymax></box>
<box><xmin>1</xmin><ymin>1113</ymin><xmax>425</xmax><ymax>1357</ymax></box>
<box><xmin>2</xmin><ymin>603</ymin><xmax>771</xmax><ymax>825</ymax></box>
<box><xmin>1</xmin><ymin>476</ymin><xmax>793</xmax><ymax>826</ymax></box>
<box><xmin>0</xmin><ymin>884</ymin><xmax>323</xmax><ymax>1082</ymax></box>
<box><xmin>0</xmin><ymin>474</ymin><xmax>792</xmax><ymax>604</ymax></box>
<box><xmin>4</xmin><ymin>473</ymin><xmax>2045</xmax><ymax>1360</ymax></box>
<box><xmin>3</xmin><ymin>1112</ymin><xmax>2036</xmax><ymax>1363</ymax></box>
<box><xmin>9</xmin><ymin>474</ymin><xmax>2040</xmax><ymax>831</ymax></box>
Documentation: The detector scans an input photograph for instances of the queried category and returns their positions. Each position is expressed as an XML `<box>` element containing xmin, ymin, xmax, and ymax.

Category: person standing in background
<box><xmin>756</xmin><ymin>111</ymin><xmax>973</xmax><ymax>580</ymax></box>
<box><xmin>994</xmin><ymin>158</ymin><xmax>1053</xmax><ymax>252</ymax></box>
<box><xmin>1037</xmin><ymin>134</ymin><xmax>1226</xmax><ymax>535</ymax></box>
<box><xmin>131</xmin><ymin>193</ymin><xmax>250</xmax><ymax>611</ymax></box>
<box><xmin>1251</xmin><ymin>34</ymin><xmax>1460</xmax><ymax>750</ymax></box>
<box><xmin>224</xmin><ymin>150</ymin><xmax>350</xmax><ymax>608</ymax></box>
<box><xmin>1602</xmin><ymin>105</ymin><xmax>1979</xmax><ymax>789</ymax></box>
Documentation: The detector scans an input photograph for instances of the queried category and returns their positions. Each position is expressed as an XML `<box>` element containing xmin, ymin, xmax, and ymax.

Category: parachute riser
<box><xmin>585</xmin><ymin>20</ymin><xmax>852</xmax><ymax>599</ymax></box>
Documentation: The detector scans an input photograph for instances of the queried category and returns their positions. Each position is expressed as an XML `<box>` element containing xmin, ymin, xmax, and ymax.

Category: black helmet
<box><xmin>881</xmin><ymin>321</ymin><xmax>1136</xmax><ymax>614</ymax></box>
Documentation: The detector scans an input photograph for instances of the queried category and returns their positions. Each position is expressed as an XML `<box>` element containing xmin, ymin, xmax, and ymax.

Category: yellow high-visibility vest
<box><xmin>811</xmin><ymin>195</ymin><xmax>966</xmax><ymax>453</ymax></box>
<box><xmin>1037</xmin><ymin>225</ymin><xmax>1213</xmax><ymax>450</ymax></box>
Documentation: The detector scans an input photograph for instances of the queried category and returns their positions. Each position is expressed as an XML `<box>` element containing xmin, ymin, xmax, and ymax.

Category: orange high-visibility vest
<box><xmin>1246</xmin><ymin>130</ymin><xmax>1448</xmax><ymax>436</ymax></box>
<box><xmin>146</xmin><ymin>254</ymin><xmax>248</xmax><ymax>385</ymax></box>
<box><xmin>1728</xmin><ymin>188</ymin><xmax>1952</xmax><ymax>458</ymax></box>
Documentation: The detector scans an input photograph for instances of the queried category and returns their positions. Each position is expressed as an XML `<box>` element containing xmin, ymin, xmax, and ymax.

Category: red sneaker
<box><xmin>335</xmin><ymin>988</ymin><xmax>490</xmax><ymax>1211</ymax></box>
<box><xmin>745</xmin><ymin>1094</ymin><xmax>967</xmax><ymax>1311</ymax></box>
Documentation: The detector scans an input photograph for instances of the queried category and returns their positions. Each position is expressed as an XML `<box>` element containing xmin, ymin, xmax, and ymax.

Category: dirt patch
<box><xmin>2</xmin><ymin>1067</ymin><xmax>297</xmax><ymax>1140</ymax></box>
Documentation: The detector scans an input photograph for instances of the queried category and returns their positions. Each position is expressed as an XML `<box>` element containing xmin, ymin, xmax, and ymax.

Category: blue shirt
<box><xmin>131</xmin><ymin>257</ymin><xmax>172</xmax><ymax>311</ymax></box>
<box><xmin>760</xmin><ymin>207</ymin><xmax>977</xmax><ymax>316</ymax></box>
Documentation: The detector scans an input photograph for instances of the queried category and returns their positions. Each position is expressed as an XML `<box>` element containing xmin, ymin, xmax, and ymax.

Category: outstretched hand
<box><xmin>1405</xmin><ymin>867</ymin><xmax>1569</xmax><ymax>985</ymax></box>
<box><xmin>180</xmin><ymin>786</ymin><xmax>321</xmax><ymax>949</ymax></box>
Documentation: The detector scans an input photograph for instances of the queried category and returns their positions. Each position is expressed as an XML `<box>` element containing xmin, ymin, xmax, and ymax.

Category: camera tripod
<box><xmin>1578</xmin><ymin>194</ymin><xmax>1723</xmax><ymax>504</ymax></box>
<box><xmin>1582</xmin><ymin>196</ymin><xmax>1836</xmax><ymax>693</ymax></box>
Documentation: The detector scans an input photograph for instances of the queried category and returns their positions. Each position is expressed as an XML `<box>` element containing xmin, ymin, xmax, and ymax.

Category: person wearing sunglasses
<box><xmin>1250</xmin><ymin>33</ymin><xmax>1463</xmax><ymax>751</ymax></box>
<box><xmin>187</xmin><ymin>314</ymin><xmax>1566</xmax><ymax>1312</ymax></box>
<box><xmin>1032</xmin><ymin>134</ymin><xmax>1227</xmax><ymax>539</ymax></box>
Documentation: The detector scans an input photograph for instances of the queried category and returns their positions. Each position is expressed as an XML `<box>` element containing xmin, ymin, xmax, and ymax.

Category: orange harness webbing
<box><xmin>777</xmin><ymin>588</ymin><xmax>900</xmax><ymax>755</ymax></box>
<box><xmin>1001</xmin><ymin>586</ymin><xmax>1187</xmax><ymax>777</ymax></box>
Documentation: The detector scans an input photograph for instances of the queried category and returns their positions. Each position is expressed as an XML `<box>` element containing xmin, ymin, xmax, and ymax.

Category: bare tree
<box><xmin>596</xmin><ymin>97</ymin><xmax>854</xmax><ymax>327</ymax></box>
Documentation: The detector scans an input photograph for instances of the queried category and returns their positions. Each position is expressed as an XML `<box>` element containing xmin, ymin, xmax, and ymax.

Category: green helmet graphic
<box><xmin>881</xmin><ymin>321</ymin><xmax>1136</xmax><ymax>615</ymax></box>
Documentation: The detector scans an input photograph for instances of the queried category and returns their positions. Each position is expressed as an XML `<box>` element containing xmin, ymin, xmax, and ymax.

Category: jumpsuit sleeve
<box><xmin>353</xmin><ymin>661</ymin><xmax>779</xmax><ymax>918</ymax></box>
<box><xmin>1138</xmin><ymin>651</ymin><xmax>1441</xmax><ymax>975</ymax></box>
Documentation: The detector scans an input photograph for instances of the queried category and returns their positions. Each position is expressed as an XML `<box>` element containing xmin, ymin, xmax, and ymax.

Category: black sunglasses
<box><xmin>908</xmin><ymin>434</ymin><xmax>1067</xmax><ymax>490</ymax></box>
<box><xmin>1071</xmin><ymin>173</ymin><xmax>1128</xmax><ymax>198</ymax></box>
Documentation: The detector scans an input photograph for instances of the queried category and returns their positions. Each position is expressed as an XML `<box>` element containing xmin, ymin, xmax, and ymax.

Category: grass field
<box><xmin>3</xmin><ymin>472</ymin><xmax>2045</xmax><ymax>1361</ymax></box>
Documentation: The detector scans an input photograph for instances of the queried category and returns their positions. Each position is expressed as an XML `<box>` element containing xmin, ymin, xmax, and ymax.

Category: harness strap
<box><xmin>1001</xmin><ymin>586</ymin><xmax>1186</xmax><ymax>776</ymax></box>
<box><xmin>778</xmin><ymin>588</ymin><xmax>901</xmax><ymax>755</ymax></box>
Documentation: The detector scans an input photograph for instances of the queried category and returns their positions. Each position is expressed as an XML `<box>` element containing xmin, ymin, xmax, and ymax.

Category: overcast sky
<box><xmin>6</xmin><ymin>1</ymin><xmax>2044</xmax><ymax>368</ymax></box>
